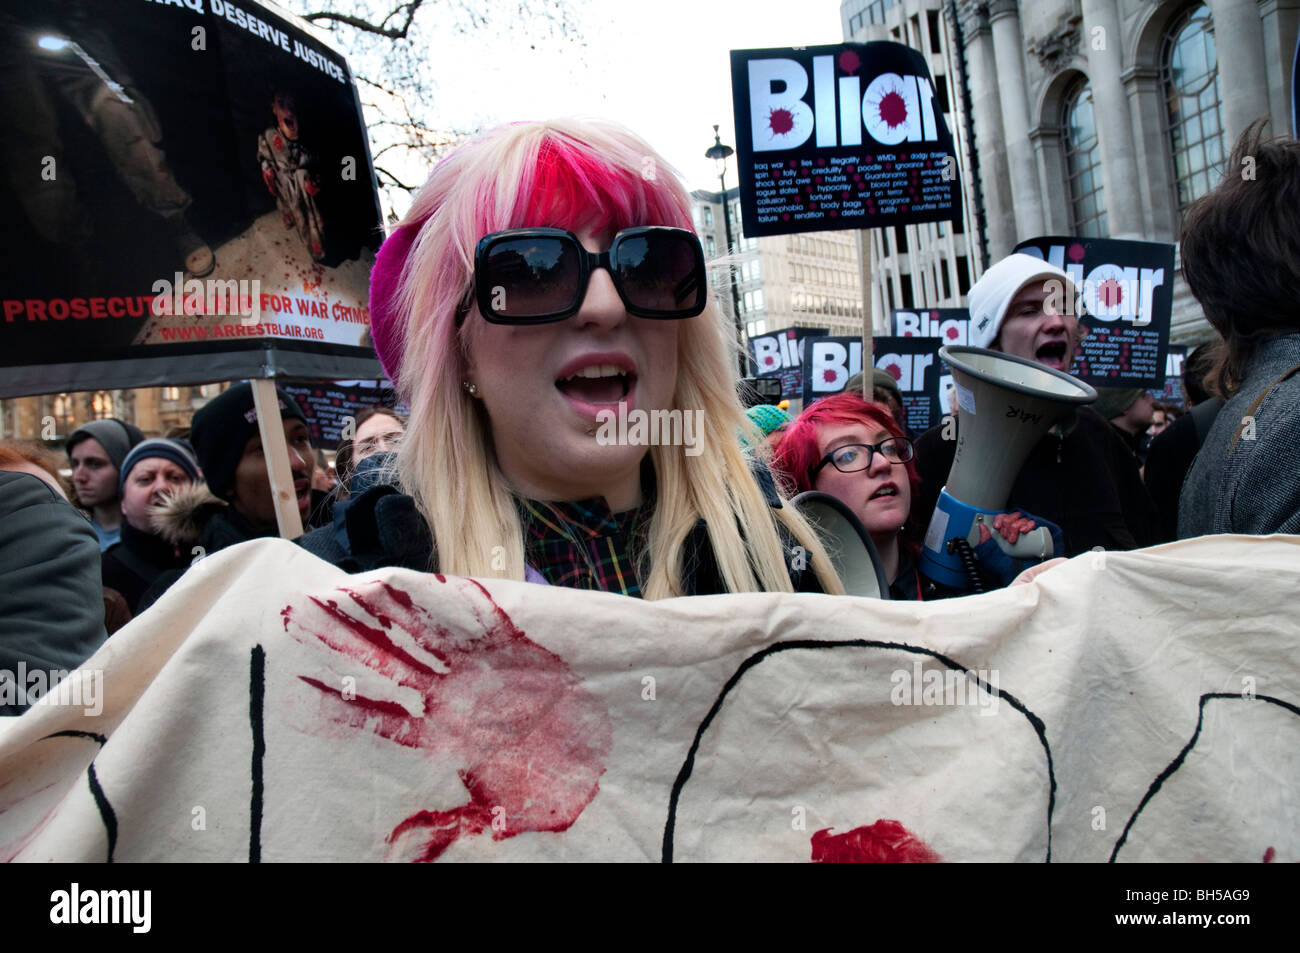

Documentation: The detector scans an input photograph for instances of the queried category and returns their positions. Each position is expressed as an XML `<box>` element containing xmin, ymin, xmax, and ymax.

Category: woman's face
<box><xmin>812</xmin><ymin>420</ymin><xmax>912</xmax><ymax>541</ymax></box>
<box><xmin>463</xmin><ymin>224</ymin><xmax>681</xmax><ymax>509</ymax></box>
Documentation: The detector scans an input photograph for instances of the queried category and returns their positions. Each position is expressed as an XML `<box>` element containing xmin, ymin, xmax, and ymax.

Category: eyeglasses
<box><xmin>470</xmin><ymin>226</ymin><xmax>708</xmax><ymax>324</ymax></box>
<box><xmin>810</xmin><ymin>436</ymin><xmax>914</xmax><ymax>480</ymax></box>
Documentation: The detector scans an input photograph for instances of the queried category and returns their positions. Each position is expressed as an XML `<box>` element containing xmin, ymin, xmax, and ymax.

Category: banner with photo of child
<box><xmin>1012</xmin><ymin>237</ymin><xmax>1175</xmax><ymax>389</ymax></box>
<box><xmin>729</xmin><ymin>42</ymin><xmax>962</xmax><ymax>239</ymax></box>
<box><xmin>801</xmin><ymin>335</ymin><xmax>947</xmax><ymax>433</ymax></box>
<box><xmin>0</xmin><ymin>0</ymin><xmax>384</xmax><ymax>398</ymax></box>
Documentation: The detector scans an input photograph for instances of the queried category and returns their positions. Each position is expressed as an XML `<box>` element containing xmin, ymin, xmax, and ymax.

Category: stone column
<box><xmin>1257</xmin><ymin>0</ymin><xmax>1300</xmax><ymax>136</ymax></box>
<box><xmin>988</xmin><ymin>0</ymin><xmax>1046</xmax><ymax>243</ymax></box>
<box><xmin>960</xmin><ymin>2</ymin><xmax>1018</xmax><ymax>260</ymax></box>
<box><xmin>1080</xmin><ymin>0</ymin><xmax>1147</xmax><ymax>237</ymax></box>
<box><xmin>1207</xmin><ymin>0</ymin><xmax>1271</xmax><ymax>143</ymax></box>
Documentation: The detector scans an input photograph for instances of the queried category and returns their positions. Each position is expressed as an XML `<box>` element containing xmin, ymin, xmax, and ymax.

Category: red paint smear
<box><xmin>1097</xmin><ymin>278</ymin><xmax>1124</xmax><ymax>308</ymax></box>
<box><xmin>1263</xmin><ymin>846</ymin><xmax>1276</xmax><ymax>863</ymax></box>
<box><xmin>877</xmin><ymin>90</ymin><xmax>908</xmax><ymax>129</ymax></box>
<box><xmin>945</xmin><ymin>326</ymin><xmax>960</xmax><ymax>340</ymax></box>
<box><xmin>838</xmin><ymin>49</ymin><xmax>860</xmax><ymax>74</ymax></box>
<box><xmin>285</xmin><ymin>577</ymin><xmax>612</xmax><ymax>861</ymax></box>
<box><xmin>884</xmin><ymin>362</ymin><xmax>902</xmax><ymax>381</ymax></box>
<box><xmin>822</xmin><ymin>368</ymin><xmax>838</xmax><ymax>384</ymax></box>
<box><xmin>768</xmin><ymin>107</ymin><xmax>795</xmax><ymax>136</ymax></box>
<box><xmin>811</xmin><ymin>820</ymin><xmax>942</xmax><ymax>863</ymax></box>
<box><xmin>1068</xmin><ymin>242</ymin><xmax>1086</xmax><ymax>262</ymax></box>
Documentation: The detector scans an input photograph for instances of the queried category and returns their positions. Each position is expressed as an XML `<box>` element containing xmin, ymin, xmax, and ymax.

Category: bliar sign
<box><xmin>1014</xmin><ymin>237</ymin><xmax>1175</xmax><ymax>388</ymax></box>
<box><xmin>730</xmin><ymin>43</ymin><xmax>962</xmax><ymax>238</ymax></box>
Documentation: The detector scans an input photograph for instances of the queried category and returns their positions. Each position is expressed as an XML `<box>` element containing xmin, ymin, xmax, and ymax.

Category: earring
<box><xmin>462</xmin><ymin>380</ymin><xmax>478</xmax><ymax>396</ymax></box>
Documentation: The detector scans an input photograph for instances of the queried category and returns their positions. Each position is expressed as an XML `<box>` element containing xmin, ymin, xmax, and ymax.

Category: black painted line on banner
<box><xmin>42</xmin><ymin>730</ymin><xmax>114</xmax><ymax>862</ymax></box>
<box><xmin>1110</xmin><ymin>692</ymin><xmax>1300</xmax><ymax>862</ymax></box>
<box><xmin>662</xmin><ymin>638</ymin><xmax>1055</xmax><ymax>863</ymax></box>
<box><xmin>250</xmin><ymin>644</ymin><xmax>266</xmax><ymax>863</ymax></box>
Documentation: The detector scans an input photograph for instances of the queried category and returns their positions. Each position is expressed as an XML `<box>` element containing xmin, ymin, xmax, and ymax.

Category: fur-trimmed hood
<box><xmin>150</xmin><ymin>483</ymin><xmax>226</xmax><ymax>548</ymax></box>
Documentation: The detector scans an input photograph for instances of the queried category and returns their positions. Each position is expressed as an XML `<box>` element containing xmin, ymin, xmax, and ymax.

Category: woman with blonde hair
<box><xmin>300</xmin><ymin>118</ymin><xmax>841</xmax><ymax>598</ymax></box>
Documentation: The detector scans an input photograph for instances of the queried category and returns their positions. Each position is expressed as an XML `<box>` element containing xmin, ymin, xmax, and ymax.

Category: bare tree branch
<box><xmin>302</xmin><ymin>0</ymin><xmax>427</xmax><ymax>38</ymax></box>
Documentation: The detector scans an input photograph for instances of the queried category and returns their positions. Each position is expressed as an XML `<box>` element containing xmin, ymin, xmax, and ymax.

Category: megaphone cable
<box><xmin>947</xmin><ymin>537</ymin><xmax>986</xmax><ymax>593</ymax></box>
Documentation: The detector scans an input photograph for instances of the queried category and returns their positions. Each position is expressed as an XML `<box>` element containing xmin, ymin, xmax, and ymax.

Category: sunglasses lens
<box><xmin>482</xmin><ymin>236</ymin><xmax>580</xmax><ymax>319</ymax></box>
<box><xmin>613</xmin><ymin>231</ymin><xmax>702</xmax><ymax>315</ymax></box>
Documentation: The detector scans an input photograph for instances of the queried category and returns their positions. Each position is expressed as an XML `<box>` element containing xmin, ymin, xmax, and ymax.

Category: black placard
<box><xmin>747</xmin><ymin>326</ymin><xmax>827</xmax><ymax>400</ymax></box>
<box><xmin>801</xmin><ymin>334</ymin><xmax>945</xmax><ymax>433</ymax></box>
<box><xmin>1012</xmin><ymin>237</ymin><xmax>1175</xmax><ymax>388</ymax></box>
<box><xmin>0</xmin><ymin>0</ymin><xmax>384</xmax><ymax>397</ymax></box>
<box><xmin>730</xmin><ymin>42</ymin><xmax>961</xmax><ymax>238</ymax></box>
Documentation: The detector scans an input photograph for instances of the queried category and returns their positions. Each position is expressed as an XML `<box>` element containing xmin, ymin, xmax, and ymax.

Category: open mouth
<box><xmin>1036</xmin><ymin>341</ymin><xmax>1069</xmax><ymax>367</ymax></box>
<box><xmin>555</xmin><ymin>363</ymin><xmax>635</xmax><ymax>405</ymax></box>
<box><xmin>870</xmin><ymin>484</ymin><xmax>899</xmax><ymax>501</ymax></box>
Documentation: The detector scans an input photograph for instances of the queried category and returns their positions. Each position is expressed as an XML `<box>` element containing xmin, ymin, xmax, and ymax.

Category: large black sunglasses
<box><xmin>809</xmin><ymin>437</ymin><xmax>914</xmax><ymax>480</ymax></box>
<box><xmin>471</xmin><ymin>226</ymin><xmax>708</xmax><ymax>324</ymax></box>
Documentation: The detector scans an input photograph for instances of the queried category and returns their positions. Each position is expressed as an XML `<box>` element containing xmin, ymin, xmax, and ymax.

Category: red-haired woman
<box><xmin>772</xmin><ymin>392</ymin><xmax>1052</xmax><ymax>599</ymax></box>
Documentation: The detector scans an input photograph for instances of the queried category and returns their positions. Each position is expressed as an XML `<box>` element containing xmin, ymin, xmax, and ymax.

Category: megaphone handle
<box><xmin>966</xmin><ymin>519</ymin><xmax>1055</xmax><ymax>560</ymax></box>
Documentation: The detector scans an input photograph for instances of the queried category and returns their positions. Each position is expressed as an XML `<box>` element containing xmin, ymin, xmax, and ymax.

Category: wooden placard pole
<box><xmin>859</xmin><ymin>228</ymin><xmax>874</xmax><ymax>398</ymax></box>
<box><xmin>251</xmin><ymin>377</ymin><xmax>304</xmax><ymax>539</ymax></box>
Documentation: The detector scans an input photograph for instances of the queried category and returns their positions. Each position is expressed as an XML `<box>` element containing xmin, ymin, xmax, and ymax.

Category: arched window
<box><xmin>1062</xmin><ymin>78</ymin><xmax>1107</xmax><ymax>237</ymax></box>
<box><xmin>91</xmin><ymin>391</ymin><xmax>114</xmax><ymax>419</ymax></box>
<box><xmin>1162</xmin><ymin>4</ymin><xmax>1225</xmax><ymax>212</ymax></box>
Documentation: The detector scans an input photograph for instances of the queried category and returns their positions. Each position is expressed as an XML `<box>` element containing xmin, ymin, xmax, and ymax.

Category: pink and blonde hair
<box><xmin>369</xmin><ymin>118</ymin><xmax>842</xmax><ymax>597</ymax></box>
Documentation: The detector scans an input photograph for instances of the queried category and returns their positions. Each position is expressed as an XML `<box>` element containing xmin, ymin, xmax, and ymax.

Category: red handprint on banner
<box><xmin>282</xmin><ymin>575</ymin><xmax>611</xmax><ymax>862</ymax></box>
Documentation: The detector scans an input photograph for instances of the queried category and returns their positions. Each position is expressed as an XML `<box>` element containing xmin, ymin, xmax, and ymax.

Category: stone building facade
<box><xmin>844</xmin><ymin>0</ymin><xmax>1299</xmax><ymax>342</ymax></box>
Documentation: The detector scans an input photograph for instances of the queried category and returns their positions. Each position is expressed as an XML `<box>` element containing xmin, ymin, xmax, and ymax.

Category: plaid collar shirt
<box><xmin>515</xmin><ymin>494</ymin><xmax>653</xmax><ymax>599</ymax></box>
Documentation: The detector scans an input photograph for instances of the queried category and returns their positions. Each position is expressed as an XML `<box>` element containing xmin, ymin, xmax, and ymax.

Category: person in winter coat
<box><xmin>0</xmin><ymin>469</ymin><xmax>106</xmax><ymax>714</ymax></box>
<box><xmin>65</xmin><ymin>418</ymin><xmax>145</xmax><ymax>552</ymax></box>
<box><xmin>100</xmin><ymin>438</ymin><xmax>201</xmax><ymax>615</ymax></box>
<box><xmin>911</xmin><ymin>253</ymin><xmax>1158</xmax><ymax>556</ymax></box>
<box><xmin>298</xmin><ymin>118</ymin><xmax>842</xmax><ymax>598</ymax></box>
<box><xmin>1177</xmin><ymin>121</ymin><xmax>1300</xmax><ymax>538</ymax></box>
<box><xmin>140</xmin><ymin>384</ymin><xmax>315</xmax><ymax>610</ymax></box>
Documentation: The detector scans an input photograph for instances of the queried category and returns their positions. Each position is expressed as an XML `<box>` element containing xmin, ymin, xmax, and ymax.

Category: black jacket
<box><xmin>101</xmin><ymin>519</ymin><xmax>188</xmax><ymax>615</ymax></box>
<box><xmin>298</xmin><ymin>466</ymin><xmax>826</xmax><ymax>596</ymax></box>
<box><xmin>138</xmin><ymin>484</ymin><xmax>282</xmax><ymax>611</ymax></box>
<box><xmin>914</xmin><ymin>407</ymin><xmax>1159</xmax><ymax>557</ymax></box>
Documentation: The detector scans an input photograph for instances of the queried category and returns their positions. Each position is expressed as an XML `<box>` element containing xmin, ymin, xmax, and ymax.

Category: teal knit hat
<box><xmin>746</xmin><ymin>403</ymin><xmax>790</xmax><ymax>437</ymax></box>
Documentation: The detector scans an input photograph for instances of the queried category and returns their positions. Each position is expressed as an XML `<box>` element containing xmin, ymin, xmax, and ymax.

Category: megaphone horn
<box><xmin>919</xmin><ymin>345</ymin><xmax>1097</xmax><ymax>589</ymax></box>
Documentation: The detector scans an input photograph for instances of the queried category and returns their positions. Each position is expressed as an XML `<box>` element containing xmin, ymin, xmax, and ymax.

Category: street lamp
<box><xmin>705</xmin><ymin>125</ymin><xmax>749</xmax><ymax>375</ymax></box>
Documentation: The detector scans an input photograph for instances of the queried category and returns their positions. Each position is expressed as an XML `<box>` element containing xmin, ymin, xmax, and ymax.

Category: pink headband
<box><xmin>369</xmin><ymin>220</ymin><xmax>423</xmax><ymax>382</ymax></box>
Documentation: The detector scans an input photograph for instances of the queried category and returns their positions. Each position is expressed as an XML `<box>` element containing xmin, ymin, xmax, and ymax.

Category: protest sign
<box><xmin>280</xmin><ymin>380</ymin><xmax>406</xmax><ymax>448</ymax></box>
<box><xmin>891</xmin><ymin>307</ymin><xmax>971</xmax><ymax>345</ymax></box>
<box><xmin>1013</xmin><ymin>237</ymin><xmax>1175</xmax><ymax>388</ymax></box>
<box><xmin>0</xmin><ymin>0</ymin><xmax>384</xmax><ymax>398</ymax></box>
<box><xmin>1150</xmin><ymin>346</ymin><xmax>1187</xmax><ymax>406</ymax></box>
<box><xmin>730</xmin><ymin>43</ymin><xmax>961</xmax><ymax>238</ymax></box>
<box><xmin>802</xmin><ymin>334</ymin><xmax>945</xmax><ymax>433</ymax></box>
<box><xmin>748</xmin><ymin>326</ymin><xmax>827</xmax><ymax>401</ymax></box>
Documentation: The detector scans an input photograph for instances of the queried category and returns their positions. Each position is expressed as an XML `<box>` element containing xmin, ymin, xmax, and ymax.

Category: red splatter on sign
<box><xmin>1263</xmin><ymin>846</ymin><xmax>1276</xmax><ymax>863</ymax></box>
<box><xmin>768</xmin><ymin>107</ymin><xmax>795</xmax><ymax>136</ymax></box>
<box><xmin>283</xmin><ymin>577</ymin><xmax>612</xmax><ymax>862</ymax></box>
<box><xmin>884</xmin><ymin>362</ymin><xmax>903</xmax><ymax>381</ymax></box>
<box><xmin>945</xmin><ymin>326</ymin><xmax>960</xmax><ymax>340</ymax></box>
<box><xmin>822</xmin><ymin>368</ymin><xmax>838</xmax><ymax>384</ymax></box>
<box><xmin>877</xmin><ymin>90</ymin><xmax>909</xmax><ymax>130</ymax></box>
<box><xmin>1068</xmin><ymin>242</ymin><xmax>1086</xmax><ymax>262</ymax></box>
<box><xmin>811</xmin><ymin>819</ymin><xmax>942</xmax><ymax>863</ymax></box>
<box><xmin>838</xmin><ymin>49</ymin><xmax>861</xmax><ymax>74</ymax></box>
<box><xmin>764</xmin><ymin>356</ymin><xmax>776</xmax><ymax>366</ymax></box>
<box><xmin>1098</xmin><ymin>279</ymin><xmax>1124</xmax><ymax>308</ymax></box>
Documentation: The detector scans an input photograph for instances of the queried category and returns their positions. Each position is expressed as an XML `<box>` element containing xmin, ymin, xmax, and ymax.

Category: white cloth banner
<box><xmin>2</xmin><ymin>535</ymin><xmax>1297</xmax><ymax>862</ymax></box>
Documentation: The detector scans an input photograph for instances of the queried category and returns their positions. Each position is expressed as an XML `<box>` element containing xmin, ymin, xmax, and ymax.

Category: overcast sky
<box><xmin>417</xmin><ymin>0</ymin><xmax>848</xmax><ymax>195</ymax></box>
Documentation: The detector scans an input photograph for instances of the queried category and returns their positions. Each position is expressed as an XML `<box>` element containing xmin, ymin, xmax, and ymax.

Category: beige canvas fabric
<box><xmin>1</xmin><ymin>534</ymin><xmax>1296</xmax><ymax>863</ymax></box>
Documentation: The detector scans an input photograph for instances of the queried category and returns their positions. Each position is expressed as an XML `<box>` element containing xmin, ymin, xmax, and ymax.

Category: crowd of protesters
<box><xmin>2</xmin><ymin>117</ymin><xmax>1297</xmax><ymax>713</ymax></box>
